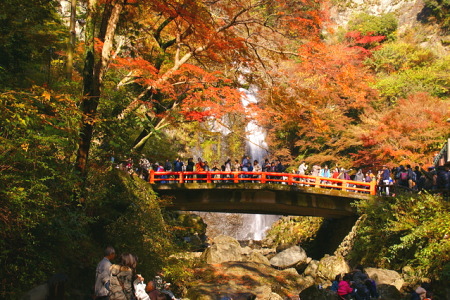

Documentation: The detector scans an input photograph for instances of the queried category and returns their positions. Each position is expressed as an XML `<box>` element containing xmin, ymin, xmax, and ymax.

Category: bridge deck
<box><xmin>149</xmin><ymin>171</ymin><xmax>375</xmax><ymax>217</ymax></box>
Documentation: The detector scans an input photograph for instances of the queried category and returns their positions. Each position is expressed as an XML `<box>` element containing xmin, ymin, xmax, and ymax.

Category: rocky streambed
<box><xmin>181</xmin><ymin>235</ymin><xmax>422</xmax><ymax>300</ymax></box>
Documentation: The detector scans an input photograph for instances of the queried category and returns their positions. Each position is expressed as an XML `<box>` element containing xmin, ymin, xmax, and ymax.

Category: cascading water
<box><xmin>236</xmin><ymin>85</ymin><xmax>279</xmax><ymax>241</ymax></box>
<box><xmin>198</xmin><ymin>84</ymin><xmax>279</xmax><ymax>241</ymax></box>
<box><xmin>239</xmin><ymin>86</ymin><xmax>268</xmax><ymax>164</ymax></box>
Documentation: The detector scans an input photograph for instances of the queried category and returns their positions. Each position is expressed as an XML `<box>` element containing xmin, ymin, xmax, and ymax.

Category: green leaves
<box><xmin>352</xmin><ymin>193</ymin><xmax>450</xmax><ymax>281</ymax></box>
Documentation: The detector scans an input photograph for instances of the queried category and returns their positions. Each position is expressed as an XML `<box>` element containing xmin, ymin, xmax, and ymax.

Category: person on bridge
<box><xmin>319</xmin><ymin>165</ymin><xmax>330</xmax><ymax>185</ymax></box>
<box><xmin>311</xmin><ymin>164</ymin><xmax>321</xmax><ymax>177</ymax></box>
<box><xmin>253</xmin><ymin>160</ymin><xmax>262</xmax><ymax>182</ymax></box>
<box><xmin>241</xmin><ymin>155</ymin><xmax>250</xmax><ymax>168</ymax></box>
<box><xmin>396</xmin><ymin>165</ymin><xmax>410</xmax><ymax>188</ymax></box>
<box><xmin>173</xmin><ymin>158</ymin><xmax>183</xmax><ymax>172</ymax></box>
<box><xmin>298</xmin><ymin>161</ymin><xmax>308</xmax><ymax>175</ymax></box>
<box><xmin>233</xmin><ymin>159</ymin><xmax>241</xmax><ymax>171</ymax></box>
<box><xmin>195</xmin><ymin>158</ymin><xmax>205</xmax><ymax>182</ymax></box>
<box><xmin>381</xmin><ymin>165</ymin><xmax>391</xmax><ymax>196</ymax></box>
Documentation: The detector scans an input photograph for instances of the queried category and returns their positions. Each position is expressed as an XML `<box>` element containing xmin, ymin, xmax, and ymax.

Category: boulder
<box><xmin>365</xmin><ymin>267</ymin><xmax>404</xmax><ymax>291</ymax></box>
<box><xmin>303</xmin><ymin>260</ymin><xmax>319</xmax><ymax>278</ymax></box>
<box><xmin>247</xmin><ymin>251</ymin><xmax>271</xmax><ymax>265</ymax></box>
<box><xmin>297</xmin><ymin>275</ymin><xmax>315</xmax><ymax>292</ymax></box>
<box><xmin>299</xmin><ymin>285</ymin><xmax>339</xmax><ymax>300</ymax></box>
<box><xmin>253</xmin><ymin>285</ymin><xmax>283</xmax><ymax>300</ymax></box>
<box><xmin>316</xmin><ymin>255</ymin><xmax>350</xmax><ymax>281</ymax></box>
<box><xmin>269</xmin><ymin>245</ymin><xmax>308</xmax><ymax>269</ymax></box>
<box><xmin>201</xmin><ymin>235</ymin><xmax>243</xmax><ymax>264</ymax></box>
<box><xmin>377</xmin><ymin>283</ymin><xmax>403</xmax><ymax>300</ymax></box>
<box><xmin>282</xmin><ymin>268</ymin><xmax>300</xmax><ymax>277</ymax></box>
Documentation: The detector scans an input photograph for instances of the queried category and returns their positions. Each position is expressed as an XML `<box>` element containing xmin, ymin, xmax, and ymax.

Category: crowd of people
<box><xmin>95</xmin><ymin>246</ymin><xmax>179</xmax><ymax>300</ymax></box>
<box><xmin>118</xmin><ymin>154</ymin><xmax>450</xmax><ymax>194</ymax></box>
<box><xmin>125</xmin><ymin>155</ymin><xmax>286</xmax><ymax>182</ymax></box>
<box><xmin>330</xmin><ymin>265</ymin><xmax>379</xmax><ymax>300</ymax></box>
<box><xmin>329</xmin><ymin>265</ymin><xmax>434</xmax><ymax>300</ymax></box>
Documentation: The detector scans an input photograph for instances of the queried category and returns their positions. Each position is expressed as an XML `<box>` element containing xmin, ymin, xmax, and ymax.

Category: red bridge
<box><xmin>149</xmin><ymin>171</ymin><xmax>376</xmax><ymax>218</ymax></box>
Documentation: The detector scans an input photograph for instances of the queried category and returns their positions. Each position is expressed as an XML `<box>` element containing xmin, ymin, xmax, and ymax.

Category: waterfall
<box><xmin>239</xmin><ymin>86</ymin><xmax>268</xmax><ymax>163</ymax></box>
<box><xmin>235</xmin><ymin>214</ymin><xmax>280</xmax><ymax>241</ymax></box>
<box><xmin>198</xmin><ymin>85</ymin><xmax>279</xmax><ymax>241</ymax></box>
<box><xmin>238</xmin><ymin>85</ymin><xmax>278</xmax><ymax>241</ymax></box>
<box><xmin>197</xmin><ymin>212</ymin><xmax>280</xmax><ymax>241</ymax></box>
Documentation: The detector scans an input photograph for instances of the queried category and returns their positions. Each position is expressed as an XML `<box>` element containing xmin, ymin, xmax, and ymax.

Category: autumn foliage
<box><xmin>352</xmin><ymin>92</ymin><xmax>450</xmax><ymax>168</ymax></box>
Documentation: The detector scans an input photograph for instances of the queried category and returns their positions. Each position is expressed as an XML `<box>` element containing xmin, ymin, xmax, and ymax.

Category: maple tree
<box><xmin>257</xmin><ymin>40</ymin><xmax>378</xmax><ymax>166</ymax></box>
<box><xmin>75</xmin><ymin>0</ymin><xmax>325</xmax><ymax>178</ymax></box>
<box><xmin>351</xmin><ymin>92</ymin><xmax>450</xmax><ymax>168</ymax></box>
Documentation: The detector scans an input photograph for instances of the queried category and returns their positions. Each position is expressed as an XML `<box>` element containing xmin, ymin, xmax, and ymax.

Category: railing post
<box><xmin>179</xmin><ymin>172</ymin><xmax>183</xmax><ymax>183</ymax></box>
<box><xmin>342</xmin><ymin>180</ymin><xmax>348</xmax><ymax>191</ymax></box>
<box><xmin>207</xmin><ymin>172</ymin><xmax>211</xmax><ymax>183</ymax></box>
<box><xmin>233</xmin><ymin>172</ymin><xmax>239</xmax><ymax>183</ymax></box>
<box><xmin>287</xmin><ymin>174</ymin><xmax>293</xmax><ymax>185</ymax></box>
<box><xmin>370</xmin><ymin>180</ymin><xmax>376</xmax><ymax>195</ymax></box>
<box><xmin>261</xmin><ymin>172</ymin><xmax>266</xmax><ymax>184</ymax></box>
<box><xmin>315</xmin><ymin>177</ymin><xmax>321</xmax><ymax>187</ymax></box>
<box><xmin>149</xmin><ymin>170</ymin><xmax>155</xmax><ymax>184</ymax></box>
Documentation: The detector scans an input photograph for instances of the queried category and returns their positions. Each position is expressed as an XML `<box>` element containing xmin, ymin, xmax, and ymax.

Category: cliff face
<box><xmin>329</xmin><ymin>0</ymin><xmax>425</xmax><ymax>30</ymax></box>
<box><xmin>328</xmin><ymin>0</ymin><xmax>450</xmax><ymax>55</ymax></box>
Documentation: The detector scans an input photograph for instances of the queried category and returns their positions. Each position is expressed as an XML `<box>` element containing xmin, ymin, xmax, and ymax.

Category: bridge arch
<box><xmin>151</xmin><ymin>171</ymin><xmax>374</xmax><ymax>218</ymax></box>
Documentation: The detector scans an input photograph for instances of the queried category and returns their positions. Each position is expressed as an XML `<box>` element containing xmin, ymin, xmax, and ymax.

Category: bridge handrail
<box><xmin>149</xmin><ymin>170</ymin><xmax>377</xmax><ymax>195</ymax></box>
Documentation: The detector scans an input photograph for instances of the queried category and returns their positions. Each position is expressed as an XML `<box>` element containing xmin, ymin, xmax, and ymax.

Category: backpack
<box><xmin>400</xmin><ymin>171</ymin><xmax>409</xmax><ymax>181</ymax></box>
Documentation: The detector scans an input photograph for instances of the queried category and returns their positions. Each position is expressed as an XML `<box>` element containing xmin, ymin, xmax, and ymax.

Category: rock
<box><xmin>299</xmin><ymin>285</ymin><xmax>339</xmax><ymax>300</ymax></box>
<box><xmin>21</xmin><ymin>283</ymin><xmax>49</xmax><ymax>300</ymax></box>
<box><xmin>316</xmin><ymin>255</ymin><xmax>350</xmax><ymax>281</ymax></box>
<box><xmin>365</xmin><ymin>267</ymin><xmax>404</xmax><ymax>291</ymax></box>
<box><xmin>377</xmin><ymin>283</ymin><xmax>403</xmax><ymax>300</ymax></box>
<box><xmin>201</xmin><ymin>235</ymin><xmax>243</xmax><ymax>264</ymax></box>
<box><xmin>297</xmin><ymin>275</ymin><xmax>315</xmax><ymax>292</ymax></box>
<box><xmin>241</xmin><ymin>246</ymin><xmax>252</xmax><ymax>256</ymax></box>
<box><xmin>303</xmin><ymin>260</ymin><xmax>319</xmax><ymax>278</ymax></box>
<box><xmin>282</xmin><ymin>268</ymin><xmax>300</xmax><ymax>276</ymax></box>
<box><xmin>253</xmin><ymin>286</ymin><xmax>283</xmax><ymax>300</ymax></box>
<box><xmin>269</xmin><ymin>245</ymin><xmax>308</xmax><ymax>269</ymax></box>
<box><xmin>247</xmin><ymin>251</ymin><xmax>271</xmax><ymax>265</ymax></box>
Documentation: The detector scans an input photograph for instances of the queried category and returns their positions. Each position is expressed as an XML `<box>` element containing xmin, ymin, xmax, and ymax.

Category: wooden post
<box><xmin>261</xmin><ymin>173</ymin><xmax>266</xmax><ymax>184</ymax></box>
<box><xmin>179</xmin><ymin>172</ymin><xmax>183</xmax><ymax>183</ymax></box>
<box><xmin>149</xmin><ymin>170</ymin><xmax>155</xmax><ymax>183</ymax></box>
<box><xmin>370</xmin><ymin>180</ymin><xmax>377</xmax><ymax>195</ymax></box>
<box><xmin>315</xmin><ymin>177</ymin><xmax>321</xmax><ymax>187</ymax></box>
<box><xmin>287</xmin><ymin>174</ymin><xmax>293</xmax><ymax>185</ymax></box>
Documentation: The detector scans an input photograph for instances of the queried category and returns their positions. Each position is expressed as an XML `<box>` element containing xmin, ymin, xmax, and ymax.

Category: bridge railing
<box><xmin>149</xmin><ymin>170</ymin><xmax>377</xmax><ymax>195</ymax></box>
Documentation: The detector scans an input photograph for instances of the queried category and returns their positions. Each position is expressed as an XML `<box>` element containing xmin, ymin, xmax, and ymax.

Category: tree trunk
<box><xmin>66</xmin><ymin>0</ymin><xmax>77</xmax><ymax>80</ymax></box>
<box><xmin>75</xmin><ymin>0</ymin><xmax>124</xmax><ymax>197</ymax></box>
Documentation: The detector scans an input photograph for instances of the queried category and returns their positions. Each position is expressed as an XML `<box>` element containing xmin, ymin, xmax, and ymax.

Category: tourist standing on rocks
<box><xmin>352</xmin><ymin>265</ymin><xmax>373</xmax><ymax>300</ymax></box>
<box><xmin>95</xmin><ymin>246</ymin><xmax>116</xmax><ymax>300</ymax></box>
<box><xmin>109</xmin><ymin>253</ymin><xmax>137</xmax><ymax>300</ymax></box>
<box><xmin>330</xmin><ymin>274</ymin><xmax>341</xmax><ymax>293</ymax></box>
<box><xmin>337</xmin><ymin>273</ymin><xmax>355</xmax><ymax>300</ymax></box>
